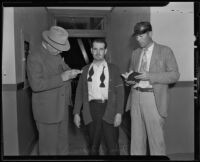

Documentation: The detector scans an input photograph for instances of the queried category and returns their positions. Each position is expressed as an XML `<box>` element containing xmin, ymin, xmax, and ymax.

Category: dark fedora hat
<box><xmin>132</xmin><ymin>21</ymin><xmax>152</xmax><ymax>37</ymax></box>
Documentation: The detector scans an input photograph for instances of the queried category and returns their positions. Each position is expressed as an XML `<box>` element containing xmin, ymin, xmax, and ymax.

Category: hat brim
<box><xmin>42</xmin><ymin>31</ymin><xmax>70</xmax><ymax>51</ymax></box>
<box><xmin>132</xmin><ymin>28</ymin><xmax>151</xmax><ymax>37</ymax></box>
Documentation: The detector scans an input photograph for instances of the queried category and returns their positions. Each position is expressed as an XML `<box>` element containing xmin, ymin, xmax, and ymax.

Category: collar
<box><xmin>143</xmin><ymin>42</ymin><xmax>154</xmax><ymax>52</ymax></box>
<box><xmin>91</xmin><ymin>59</ymin><xmax>107</xmax><ymax>68</ymax></box>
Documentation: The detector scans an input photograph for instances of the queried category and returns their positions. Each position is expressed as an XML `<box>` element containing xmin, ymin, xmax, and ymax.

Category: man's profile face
<box><xmin>91</xmin><ymin>42</ymin><xmax>107</xmax><ymax>61</ymax></box>
<box><xmin>44</xmin><ymin>41</ymin><xmax>61</xmax><ymax>55</ymax></box>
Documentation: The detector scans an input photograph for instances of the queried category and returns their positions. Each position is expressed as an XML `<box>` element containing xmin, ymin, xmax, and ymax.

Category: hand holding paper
<box><xmin>61</xmin><ymin>69</ymin><xmax>82</xmax><ymax>81</ymax></box>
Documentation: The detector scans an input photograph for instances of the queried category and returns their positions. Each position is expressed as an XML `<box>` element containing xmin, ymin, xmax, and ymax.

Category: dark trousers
<box><xmin>86</xmin><ymin>100</ymin><xmax>119</xmax><ymax>155</ymax></box>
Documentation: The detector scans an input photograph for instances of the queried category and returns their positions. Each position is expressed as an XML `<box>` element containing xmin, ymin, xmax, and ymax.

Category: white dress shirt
<box><xmin>137</xmin><ymin>43</ymin><xmax>154</xmax><ymax>88</ymax></box>
<box><xmin>87</xmin><ymin>60</ymin><xmax>109</xmax><ymax>101</ymax></box>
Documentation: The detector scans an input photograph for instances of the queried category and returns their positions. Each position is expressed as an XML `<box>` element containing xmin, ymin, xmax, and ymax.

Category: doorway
<box><xmin>61</xmin><ymin>37</ymin><xmax>104</xmax><ymax>104</ymax></box>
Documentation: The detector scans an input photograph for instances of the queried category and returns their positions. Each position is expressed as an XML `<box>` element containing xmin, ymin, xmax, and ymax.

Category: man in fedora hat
<box><xmin>122</xmin><ymin>21</ymin><xmax>180</xmax><ymax>155</ymax></box>
<box><xmin>27</xmin><ymin>26</ymin><xmax>82</xmax><ymax>155</ymax></box>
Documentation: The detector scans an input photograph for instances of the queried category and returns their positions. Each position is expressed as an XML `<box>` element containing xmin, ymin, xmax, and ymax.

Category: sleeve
<box><xmin>114</xmin><ymin>66</ymin><xmax>125</xmax><ymax>115</ymax></box>
<box><xmin>73</xmin><ymin>69</ymin><xmax>84</xmax><ymax>115</ymax></box>
<box><xmin>149</xmin><ymin>47</ymin><xmax>180</xmax><ymax>84</ymax></box>
<box><xmin>27</xmin><ymin>54</ymin><xmax>64</xmax><ymax>92</ymax></box>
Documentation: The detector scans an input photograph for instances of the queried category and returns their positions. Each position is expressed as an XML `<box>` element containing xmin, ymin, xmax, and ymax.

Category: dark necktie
<box><xmin>100</xmin><ymin>66</ymin><xmax>105</xmax><ymax>88</ymax></box>
<box><xmin>87</xmin><ymin>66</ymin><xmax>94</xmax><ymax>82</ymax></box>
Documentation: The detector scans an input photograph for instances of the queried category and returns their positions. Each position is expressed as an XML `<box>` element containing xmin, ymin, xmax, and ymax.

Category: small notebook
<box><xmin>121</xmin><ymin>71</ymin><xmax>141</xmax><ymax>83</ymax></box>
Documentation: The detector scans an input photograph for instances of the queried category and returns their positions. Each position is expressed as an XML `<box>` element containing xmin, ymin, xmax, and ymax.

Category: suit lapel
<box><xmin>107</xmin><ymin>63</ymin><xmax>112</xmax><ymax>87</ymax></box>
<box><xmin>83</xmin><ymin>65</ymin><xmax>90</xmax><ymax>87</ymax></box>
<box><xmin>149</xmin><ymin>42</ymin><xmax>159</xmax><ymax>72</ymax></box>
<box><xmin>107</xmin><ymin>63</ymin><xmax>112</xmax><ymax>103</ymax></box>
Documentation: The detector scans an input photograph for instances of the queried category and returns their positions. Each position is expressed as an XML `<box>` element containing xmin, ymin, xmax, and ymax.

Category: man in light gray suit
<box><xmin>123</xmin><ymin>21</ymin><xmax>180</xmax><ymax>155</ymax></box>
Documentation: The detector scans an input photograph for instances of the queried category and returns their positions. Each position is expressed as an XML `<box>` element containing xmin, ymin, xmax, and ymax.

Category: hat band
<box><xmin>48</xmin><ymin>36</ymin><xmax>67</xmax><ymax>46</ymax></box>
<box><xmin>46</xmin><ymin>40</ymin><xmax>61</xmax><ymax>51</ymax></box>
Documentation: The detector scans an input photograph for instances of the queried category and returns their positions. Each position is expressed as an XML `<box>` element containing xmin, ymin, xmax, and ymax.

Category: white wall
<box><xmin>2</xmin><ymin>7</ymin><xmax>16</xmax><ymax>84</ymax></box>
<box><xmin>151</xmin><ymin>2</ymin><xmax>194</xmax><ymax>81</ymax></box>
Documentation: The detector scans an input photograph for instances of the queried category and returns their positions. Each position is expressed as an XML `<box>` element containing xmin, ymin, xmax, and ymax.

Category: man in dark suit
<box><xmin>73</xmin><ymin>38</ymin><xmax>124</xmax><ymax>155</ymax></box>
<box><xmin>123</xmin><ymin>21</ymin><xmax>180</xmax><ymax>155</ymax></box>
<box><xmin>27</xmin><ymin>26</ymin><xmax>82</xmax><ymax>155</ymax></box>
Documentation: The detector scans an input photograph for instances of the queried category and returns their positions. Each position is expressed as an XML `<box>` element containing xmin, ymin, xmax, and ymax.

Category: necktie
<box><xmin>140</xmin><ymin>49</ymin><xmax>148</xmax><ymax>72</ymax></box>
<box><xmin>100</xmin><ymin>66</ymin><xmax>105</xmax><ymax>88</ymax></box>
<box><xmin>87</xmin><ymin>66</ymin><xmax>94</xmax><ymax>82</ymax></box>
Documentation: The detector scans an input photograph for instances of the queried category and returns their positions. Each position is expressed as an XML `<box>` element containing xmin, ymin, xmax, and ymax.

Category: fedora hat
<box><xmin>132</xmin><ymin>21</ymin><xmax>152</xmax><ymax>37</ymax></box>
<box><xmin>42</xmin><ymin>26</ymin><xmax>70</xmax><ymax>51</ymax></box>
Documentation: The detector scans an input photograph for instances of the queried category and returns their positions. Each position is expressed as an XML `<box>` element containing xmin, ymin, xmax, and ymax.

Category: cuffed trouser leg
<box><xmin>102</xmin><ymin>121</ymin><xmax>120</xmax><ymax>155</ymax></box>
<box><xmin>130</xmin><ymin>91</ymin><xmax>166</xmax><ymax>155</ymax></box>
<box><xmin>57</xmin><ymin>117</ymin><xmax>69</xmax><ymax>154</ymax></box>
<box><xmin>130</xmin><ymin>91</ymin><xmax>147</xmax><ymax>155</ymax></box>
<box><xmin>87</xmin><ymin>102</ymin><xmax>106</xmax><ymax>155</ymax></box>
<box><xmin>36</xmin><ymin>108</ymin><xmax>69</xmax><ymax>155</ymax></box>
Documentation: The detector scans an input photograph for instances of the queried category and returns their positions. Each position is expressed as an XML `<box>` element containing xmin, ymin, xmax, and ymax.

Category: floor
<box><xmin>31</xmin><ymin>125</ymin><xmax>129</xmax><ymax>156</ymax></box>
<box><xmin>31</xmin><ymin>108</ymin><xmax>129</xmax><ymax>156</ymax></box>
<box><xmin>30</xmin><ymin>110</ymin><xmax>194</xmax><ymax>160</ymax></box>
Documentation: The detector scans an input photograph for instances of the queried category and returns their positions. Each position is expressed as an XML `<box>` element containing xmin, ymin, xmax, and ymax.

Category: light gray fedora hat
<box><xmin>42</xmin><ymin>26</ymin><xmax>70</xmax><ymax>51</ymax></box>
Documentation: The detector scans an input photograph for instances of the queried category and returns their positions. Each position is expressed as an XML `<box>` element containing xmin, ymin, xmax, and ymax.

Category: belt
<box><xmin>90</xmin><ymin>99</ymin><xmax>108</xmax><ymax>104</ymax></box>
<box><xmin>135</xmin><ymin>87</ymin><xmax>153</xmax><ymax>92</ymax></box>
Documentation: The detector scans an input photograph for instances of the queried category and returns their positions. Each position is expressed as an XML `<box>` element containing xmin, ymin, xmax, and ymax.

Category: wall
<box><xmin>2</xmin><ymin>7</ymin><xmax>16</xmax><ymax>84</ymax></box>
<box><xmin>14</xmin><ymin>7</ymin><xmax>51</xmax><ymax>83</ymax></box>
<box><xmin>150</xmin><ymin>2</ymin><xmax>194</xmax><ymax>154</ymax></box>
<box><xmin>107</xmin><ymin>7</ymin><xmax>150</xmax><ymax>73</ymax></box>
<box><xmin>2</xmin><ymin>7</ymin><xmax>51</xmax><ymax>155</ymax></box>
<box><xmin>150</xmin><ymin>2</ymin><xmax>194</xmax><ymax>81</ymax></box>
<box><xmin>166</xmin><ymin>84</ymin><xmax>194</xmax><ymax>154</ymax></box>
<box><xmin>2</xmin><ymin>7</ymin><xmax>18</xmax><ymax>156</ymax></box>
<box><xmin>2</xmin><ymin>91</ymin><xmax>18</xmax><ymax>155</ymax></box>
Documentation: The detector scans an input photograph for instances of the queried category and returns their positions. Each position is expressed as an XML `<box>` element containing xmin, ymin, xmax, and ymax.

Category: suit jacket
<box><xmin>126</xmin><ymin>42</ymin><xmax>180</xmax><ymax>118</ymax></box>
<box><xmin>27</xmin><ymin>46</ymin><xmax>72</xmax><ymax>123</ymax></box>
<box><xmin>73</xmin><ymin>62</ymin><xmax>124</xmax><ymax>125</ymax></box>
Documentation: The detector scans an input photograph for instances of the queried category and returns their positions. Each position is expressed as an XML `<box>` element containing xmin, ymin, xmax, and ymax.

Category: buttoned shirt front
<box><xmin>137</xmin><ymin>43</ymin><xmax>154</xmax><ymax>88</ymax></box>
<box><xmin>87</xmin><ymin>60</ymin><xmax>109</xmax><ymax>101</ymax></box>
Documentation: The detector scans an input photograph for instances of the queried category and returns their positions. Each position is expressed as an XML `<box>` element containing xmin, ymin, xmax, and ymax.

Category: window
<box><xmin>57</xmin><ymin>17</ymin><xmax>105</xmax><ymax>30</ymax></box>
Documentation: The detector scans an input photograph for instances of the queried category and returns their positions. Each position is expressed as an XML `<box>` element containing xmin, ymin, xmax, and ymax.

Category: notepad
<box><xmin>121</xmin><ymin>71</ymin><xmax>141</xmax><ymax>83</ymax></box>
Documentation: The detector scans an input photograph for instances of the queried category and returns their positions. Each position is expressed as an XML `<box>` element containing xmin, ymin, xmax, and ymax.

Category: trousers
<box><xmin>130</xmin><ymin>90</ymin><xmax>166</xmax><ymax>155</ymax></box>
<box><xmin>36</xmin><ymin>108</ymin><xmax>69</xmax><ymax>155</ymax></box>
<box><xmin>86</xmin><ymin>100</ymin><xmax>120</xmax><ymax>155</ymax></box>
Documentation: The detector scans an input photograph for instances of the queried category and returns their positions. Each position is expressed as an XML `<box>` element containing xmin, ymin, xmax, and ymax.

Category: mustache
<box><xmin>94</xmin><ymin>54</ymin><xmax>102</xmax><ymax>56</ymax></box>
